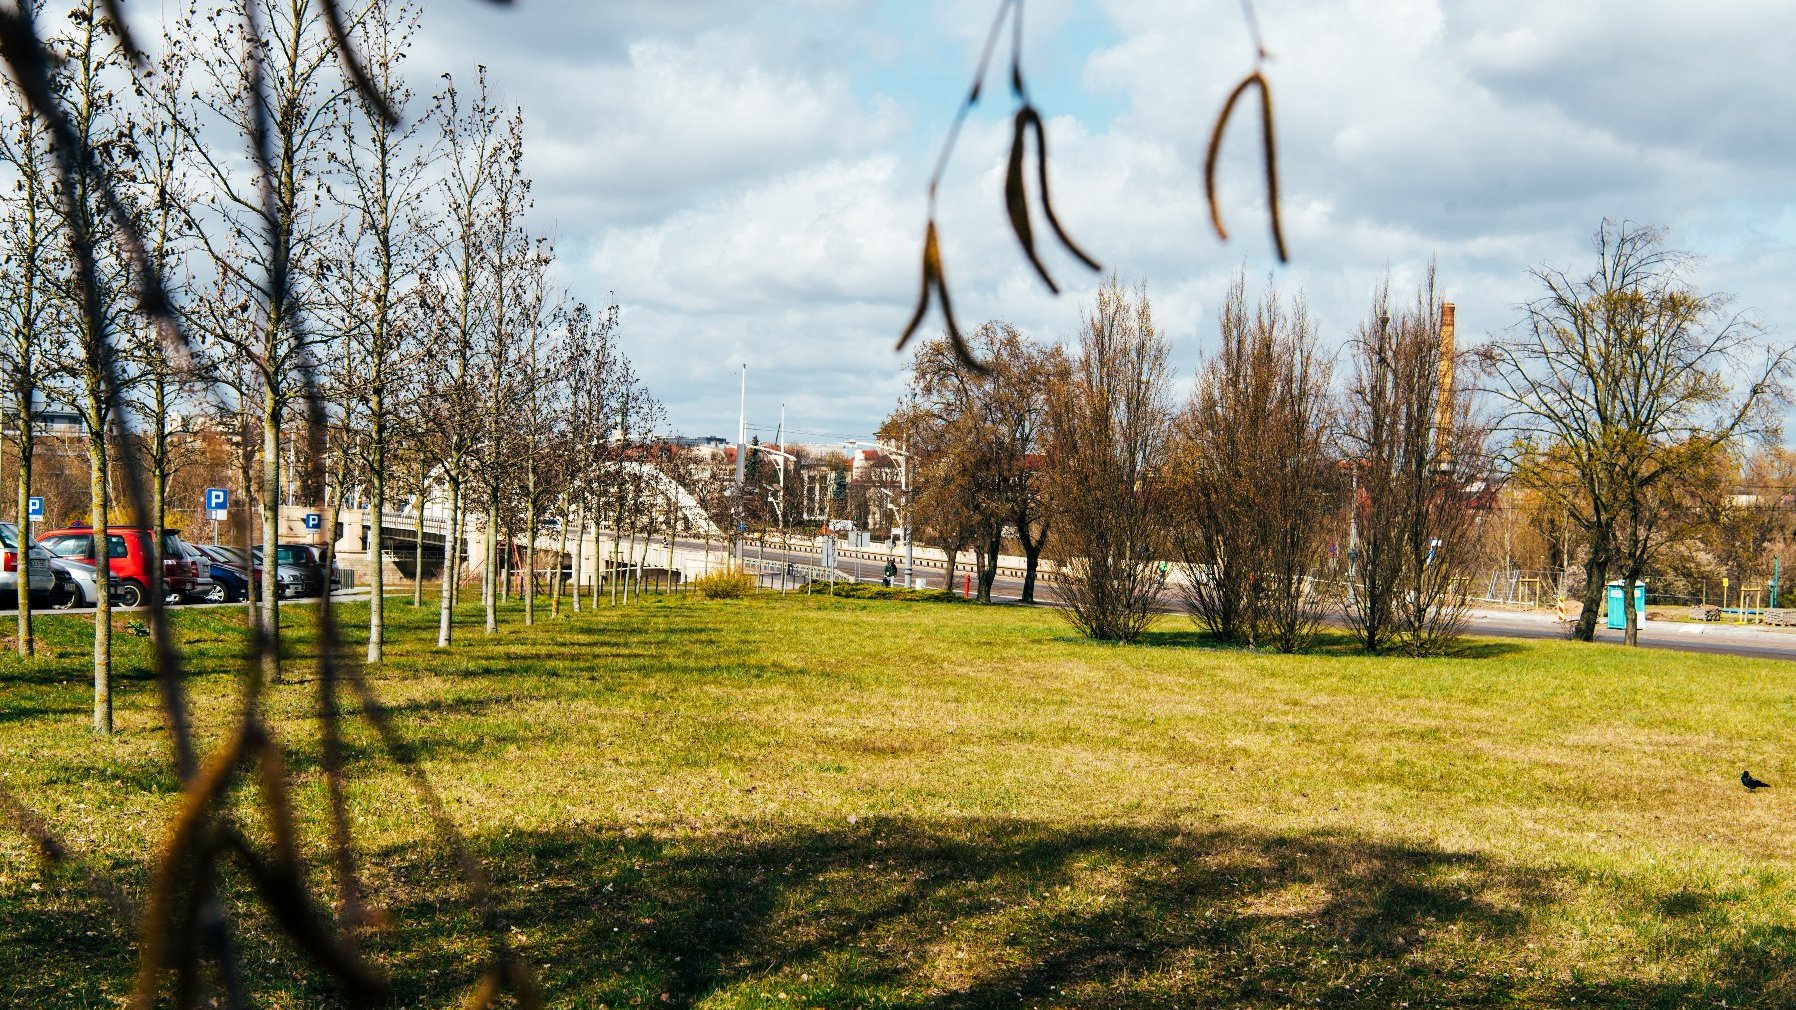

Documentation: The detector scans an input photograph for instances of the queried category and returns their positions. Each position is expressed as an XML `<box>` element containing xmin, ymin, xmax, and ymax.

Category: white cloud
<box><xmin>396</xmin><ymin>0</ymin><xmax>1796</xmax><ymax>436</ymax></box>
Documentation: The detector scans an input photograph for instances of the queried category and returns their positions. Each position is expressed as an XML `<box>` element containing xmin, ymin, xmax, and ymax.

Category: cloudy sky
<box><xmin>408</xmin><ymin>0</ymin><xmax>1796</xmax><ymax>445</ymax></box>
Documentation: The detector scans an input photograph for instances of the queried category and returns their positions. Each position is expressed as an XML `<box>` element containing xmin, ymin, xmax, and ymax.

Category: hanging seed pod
<box><xmin>1205</xmin><ymin>70</ymin><xmax>1288</xmax><ymax>263</ymax></box>
<box><xmin>1006</xmin><ymin>104</ymin><xmax>1101</xmax><ymax>295</ymax></box>
<box><xmin>898</xmin><ymin>220</ymin><xmax>983</xmax><ymax>372</ymax></box>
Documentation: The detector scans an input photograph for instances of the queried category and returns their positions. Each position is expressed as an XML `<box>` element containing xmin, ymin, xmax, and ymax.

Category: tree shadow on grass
<box><xmin>1136</xmin><ymin>626</ymin><xmax>1529</xmax><ymax>661</ymax></box>
<box><xmin>5</xmin><ymin>816</ymin><xmax>1792</xmax><ymax>1008</ymax></box>
<box><xmin>380</xmin><ymin>818</ymin><xmax>1791</xmax><ymax>1009</ymax></box>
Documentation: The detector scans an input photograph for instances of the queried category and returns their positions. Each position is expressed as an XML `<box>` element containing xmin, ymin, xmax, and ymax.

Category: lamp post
<box><xmin>754</xmin><ymin>445</ymin><xmax>798</xmax><ymax>539</ymax></box>
<box><xmin>845</xmin><ymin>439</ymin><xmax>912</xmax><ymax>586</ymax></box>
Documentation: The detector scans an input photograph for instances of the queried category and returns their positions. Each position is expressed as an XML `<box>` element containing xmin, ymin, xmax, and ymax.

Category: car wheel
<box><xmin>54</xmin><ymin>586</ymin><xmax>83</xmax><ymax>610</ymax></box>
<box><xmin>205</xmin><ymin>583</ymin><xmax>227</xmax><ymax>604</ymax></box>
<box><xmin>118</xmin><ymin>579</ymin><xmax>146</xmax><ymax>609</ymax></box>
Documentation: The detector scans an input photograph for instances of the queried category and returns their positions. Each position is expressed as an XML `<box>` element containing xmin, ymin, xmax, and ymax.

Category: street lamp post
<box><xmin>845</xmin><ymin>439</ymin><xmax>912</xmax><ymax>586</ymax></box>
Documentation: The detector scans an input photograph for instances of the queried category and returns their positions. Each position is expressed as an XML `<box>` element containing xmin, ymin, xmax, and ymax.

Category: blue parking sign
<box><xmin>205</xmin><ymin>487</ymin><xmax>229</xmax><ymax>511</ymax></box>
<box><xmin>304</xmin><ymin>512</ymin><xmax>322</xmax><ymax>531</ymax></box>
<box><xmin>26</xmin><ymin>496</ymin><xmax>43</xmax><ymax>521</ymax></box>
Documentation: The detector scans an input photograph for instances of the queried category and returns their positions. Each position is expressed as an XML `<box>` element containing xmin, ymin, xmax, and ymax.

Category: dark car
<box><xmin>182</xmin><ymin>541</ymin><xmax>248</xmax><ymax>603</ymax></box>
<box><xmin>251</xmin><ymin>544</ymin><xmax>337</xmax><ymax>598</ymax></box>
<box><xmin>196</xmin><ymin>544</ymin><xmax>286</xmax><ymax>602</ymax></box>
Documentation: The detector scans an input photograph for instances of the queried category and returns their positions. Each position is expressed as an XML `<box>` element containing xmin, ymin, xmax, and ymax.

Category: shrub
<box><xmin>690</xmin><ymin>569</ymin><xmax>757</xmax><ymax>600</ymax></box>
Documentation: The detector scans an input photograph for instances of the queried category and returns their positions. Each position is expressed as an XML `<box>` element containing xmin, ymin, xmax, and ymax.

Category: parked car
<box><xmin>251</xmin><ymin>544</ymin><xmax>337</xmax><ymax>598</ymax></box>
<box><xmin>37</xmin><ymin>526</ymin><xmax>202</xmax><ymax>608</ymax></box>
<box><xmin>0</xmin><ymin>521</ymin><xmax>56</xmax><ymax>607</ymax></box>
<box><xmin>190</xmin><ymin>542</ymin><xmax>262</xmax><ymax>603</ymax></box>
<box><xmin>200</xmin><ymin>544</ymin><xmax>290</xmax><ymax>600</ymax></box>
<box><xmin>166</xmin><ymin>532</ymin><xmax>213</xmax><ymax>604</ymax></box>
<box><xmin>49</xmin><ymin>557</ymin><xmax>123</xmax><ymax>610</ymax></box>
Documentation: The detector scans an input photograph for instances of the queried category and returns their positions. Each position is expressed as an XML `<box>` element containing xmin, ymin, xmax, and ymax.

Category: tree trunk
<box><xmin>637</xmin><ymin>512</ymin><xmax>653</xmax><ymax>597</ymax></box>
<box><xmin>570</xmin><ymin>507</ymin><xmax>583</xmax><ymax>614</ymax></box>
<box><xmin>88</xmin><ymin>426</ymin><xmax>110</xmax><ymax>734</ymax></box>
<box><xmin>15</xmin><ymin>403</ymin><xmax>31</xmax><ymax>657</ymax></box>
<box><xmin>523</xmin><ymin>491</ymin><xmax>536</xmax><ymax>625</ymax></box>
<box><xmin>1019</xmin><ymin>520</ymin><xmax>1046</xmax><ymax>605</ymax></box>
<box><xmin>610</xmin><ymin>494</ymin><xmax>623</xmax><ymax>606</ymax></box>
<box><xmin>977</xmin><ymin>532</ymin><xmax>1000</xmax><ymax>603</ymax></box>
<box><xmin>261</xmin><ymin>379</ymin><xmax>281</xmax><ymax>680</ymax></box>
<box><xmin>1622</xmin><ymin>563</ymin><xmax>1645</xmax><ymax>648</ymax></box>
<box><xmin>411</xmin><ymin>461</ymin><xmax>425</xmax><ymax>608</ymax></box>
<box><xmin>237</xmin><ymin>423</ymin><xmax>259</xmax><ymax>632</ymax></box>
<box><xmin>451</xmin><ymin>491</ymin><xmax>466</xmax><ymax>614</ymax></box>
<box><xmin>152</xmin><ymin>428</ymin><xmax>166</xmax><ymax>607</ymax></box>
<box><xmin>501</xmin><ymin>516</ymin><xmax>512</xmax><ymax>603</ymax></box>
<box><xmin>484</xmin><ymin>482</ymin><xmax>497</xmax><ymax>633</ymax></box>
<box><xmin>367</xmin><ymin>390</ymin><xmax>385</xmax><ymax>663</ymax></box>
<box><xmin>438</xmin><ymin>478</ymin><xmax>460</xmax><ymax>648</ymax></box>
<box><xmin>551</xmin><ymin>496</ymin><xmax>568</xmax><ymax>619</ymax></box>
<box><xmin>1573</xmin><ymin>545</ymin><xmax>1609</xmax><ymax>643</ymax></box>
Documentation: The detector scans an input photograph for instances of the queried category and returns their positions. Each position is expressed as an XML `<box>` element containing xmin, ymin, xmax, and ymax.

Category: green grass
<box><xmin>3</xmin><ymin>593</ymin><xmax>1796</xmax><ymax>1007</ymax></box>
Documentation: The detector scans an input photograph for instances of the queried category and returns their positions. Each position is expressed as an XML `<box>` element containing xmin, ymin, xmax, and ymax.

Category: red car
<box><xmin>37</xmin><ymin>526</ymin><xmax>203</xmax><ymax>608</ymax></box>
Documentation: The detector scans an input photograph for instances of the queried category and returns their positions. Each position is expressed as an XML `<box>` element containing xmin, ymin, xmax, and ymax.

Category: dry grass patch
<box><xmin>2</xmin><ymin>594</ymin><xmax>1796</xmax><ymax>1007</ymax></box>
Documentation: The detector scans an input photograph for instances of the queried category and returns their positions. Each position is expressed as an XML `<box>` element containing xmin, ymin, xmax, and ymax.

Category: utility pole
<box><xmin>733</xmin><ymin>364</ymin><xmax>746</xmax><ymax>568</ymax></box>
<box><xmin>776</xmin><ymin>403</ymin><xmax>785</xmax><ymax>536</ymax></box>
<box><xmin>900</xmin><ymin>434</ymin><xmax>913</xmax><ymax>587</ymax></box>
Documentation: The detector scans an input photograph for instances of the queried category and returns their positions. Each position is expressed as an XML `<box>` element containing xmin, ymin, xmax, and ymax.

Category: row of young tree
<box><xmin>889</xmin><ymin>223</ymin><xmax>1787</xmax><ymax>654</ymax></box>
<box><xmin>0</xmin><ymin>0</ymin><xmax>676</xmax><ymax>733</ymax></box>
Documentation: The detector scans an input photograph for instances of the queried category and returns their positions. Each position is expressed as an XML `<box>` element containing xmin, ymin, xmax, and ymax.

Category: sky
<box><xmin>406</xmin><ymin>0</ymin><xmax>1796</xmax><ymax>446</ymax></box>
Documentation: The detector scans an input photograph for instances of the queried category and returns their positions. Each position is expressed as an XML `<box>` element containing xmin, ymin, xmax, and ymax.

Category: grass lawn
<box><xmin>3</xmin><ymin>593</ymin><xmax>1796</xmax><ymax>1008</ymax></box>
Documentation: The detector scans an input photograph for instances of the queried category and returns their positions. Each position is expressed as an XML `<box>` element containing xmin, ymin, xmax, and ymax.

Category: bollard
<box><xmin>964</xmin><ymin>573</ymin><xmax>971</xmax><ymax>599</ymax></box>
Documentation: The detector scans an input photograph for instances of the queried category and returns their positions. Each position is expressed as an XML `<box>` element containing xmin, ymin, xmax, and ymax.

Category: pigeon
<box><xmin>1742</xmin><ymin>770</ymin><xmax>1770</xmax><ymax>791</ymax></box>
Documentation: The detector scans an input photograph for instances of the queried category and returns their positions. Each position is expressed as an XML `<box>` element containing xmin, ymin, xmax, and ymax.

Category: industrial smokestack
<box><xmin>1436</xmin><ymin>302</ymin><xmax>1456</xmax><ymax>463</ymax></box>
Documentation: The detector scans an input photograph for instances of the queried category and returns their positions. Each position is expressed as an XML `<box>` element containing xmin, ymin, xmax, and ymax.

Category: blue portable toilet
<box><xmin>1604</xmin><ymin>581</ymin><xmax>1647</xmax><ymax>629</ymax></box>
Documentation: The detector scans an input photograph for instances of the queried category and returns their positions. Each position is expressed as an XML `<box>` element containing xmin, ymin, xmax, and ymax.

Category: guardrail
<box><xmin>755</xmin><ymin>539</ymin><xmax>1038</xmax><ymax>582</ymax></box>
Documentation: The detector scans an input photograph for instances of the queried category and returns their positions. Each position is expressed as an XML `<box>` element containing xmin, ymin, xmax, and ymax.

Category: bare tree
<box><xmin>1044</xmin><ymin>278</ymin><xmax>1173</xmax><ymax>642</ymax></box>
<box><xmin>511</xmin><ymin>248</ymin><xmax>564</xmax><ymax>625</ymax></box>
<box><xmin>895</xmin><ymin>324</ymin><xmax>1058</xmax><ymax>603</ymax></box>
<box><xmin>127</xmin><ymin>36</ymin><xmax>200</xmax><ymax>598</ymax></box>
<box><xmin>417</xmin><ymin>69</ymin><xmax>507</xmax><ymax>647</ymax></box>
<box><xmin>1486</xmin><ymin>222</ymin><xmax>1792</xmax><ymax>644</ymax></box>
<box><xmin>1169</xmin><ymin>276</ymin><xmax>1340</xmax><ymax>651</ymax></box>
<box><xmin>46</xmin><ymin>0</ymin><xmax>141</xmax><ymax>730</ymax></box>
<box><xmin>1344</xmin><ymin>270</ymin><xmax>1486</xmax><ymax>655</ymax></box>
<box><xmin>0</xmin><ymin>46</ymin><xmax>64</xmax><ymax>657</ymax></box>
<box><xmin>174</xmin><ymin>0</ymin><xmax>347</xmax><ymax>668</ymax></box>
<box><xmin>476</xmin><ymin>108</ymin><xmax>528</xmax><ymax>634</ymax></box>
<box><xmin>327</xmin><ymin>0</ymin><xmax>430</xmax><ymax>661</ymax></box>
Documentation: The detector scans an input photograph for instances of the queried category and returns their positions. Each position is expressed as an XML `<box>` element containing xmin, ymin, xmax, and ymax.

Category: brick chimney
<box><xmin>1436</xmin><ymin>302</ymin><xmax>1456</xmax><ymax>460</ymax></box>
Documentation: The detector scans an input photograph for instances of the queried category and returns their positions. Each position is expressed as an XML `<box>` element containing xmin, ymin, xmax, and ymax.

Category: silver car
<box><xmin>0</xmin><ymin>521</ymin><xmax>54</xmax><ymax>605</ymax></box>
<box><xmin>49</xmin><ymin>557</ymin><xmax>122</xmax><ymax>609</ymax></box>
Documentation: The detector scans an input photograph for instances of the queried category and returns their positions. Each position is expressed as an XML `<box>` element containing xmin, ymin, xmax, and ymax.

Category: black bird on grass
<box><xmin>1743</xmin><ymin>770</ymin><xmax>1771</xmax><ymax>791</ymax></box>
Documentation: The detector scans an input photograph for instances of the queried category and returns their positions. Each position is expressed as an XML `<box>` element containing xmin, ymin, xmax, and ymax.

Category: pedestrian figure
<box><xmin>883</xmin><ymin>558</ymin><xmax>897</xmax><ymax>587</ymax></box>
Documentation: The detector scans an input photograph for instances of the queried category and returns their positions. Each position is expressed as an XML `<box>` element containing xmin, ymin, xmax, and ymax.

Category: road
<box><xmin>25</xmin><ymin>539</ymin><xmax>1785</xmax><ymax>662</ymax></box>
<box><xmin>702</xmin><ymin>535</ymin><xmax>1796</xmax><ymax>661</ymax></box>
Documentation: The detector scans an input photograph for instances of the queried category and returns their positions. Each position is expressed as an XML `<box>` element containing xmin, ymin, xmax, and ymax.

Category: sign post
<box><xmin>205</xmin><ymin>488</ymin><xmax>229</xmax><ymax>544</ymax></box>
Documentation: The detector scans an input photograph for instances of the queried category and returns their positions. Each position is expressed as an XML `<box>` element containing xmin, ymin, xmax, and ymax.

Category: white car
<box><xmin>0</xmin><ymin>522</ymin><xmax>54</xmax><ymax>606</ymax></box>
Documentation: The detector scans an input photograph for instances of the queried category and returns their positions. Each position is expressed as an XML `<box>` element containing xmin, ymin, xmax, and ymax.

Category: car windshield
<box><xmin>0</xmin><ymin>523</ymin><xmax>15</xmax><ymax>550</ymax></box>
<box><xmin>162</xmin><ymin>533</ymin><xmax>184</xmax><ymax>557</ymax></box>
<box><xmin>275</xmin><ymin>546</ymin><xmax>312</xmax><ymax>564</ymax></box>
<box><xmin>211</xmin><ymin>546</ymin><xmax>249</xmax><ymax>566</ymax></box>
